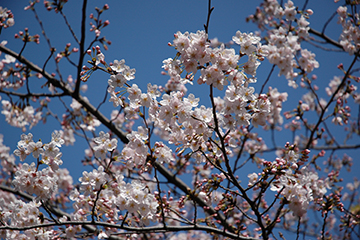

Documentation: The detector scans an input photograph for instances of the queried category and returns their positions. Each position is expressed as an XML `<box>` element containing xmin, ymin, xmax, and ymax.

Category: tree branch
<box><xmin>308</xmin><ymin>27</ymin><xmax>343</xmax><ymax>50</ymax></box>
<box><xmin>74</xmin><ymin>0</ymin><xmax>88</xmax><ymax>97</ymax></box>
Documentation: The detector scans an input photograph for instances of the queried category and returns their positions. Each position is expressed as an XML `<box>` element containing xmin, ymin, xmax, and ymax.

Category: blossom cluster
<box><xmin>113</xmin><ymin>175</ymin><xmax>158</xmax><ymax>225</ymax></box>
<box><xmin>0</xmin><ymin>6</ymin><xmax>14</xmax><ymax>28</ymax></box>
<box><xmin>168</xmin><ymin>29</ymin><xmax>264</xmax><ymax>90</ymax></box>
<box><xmin>107</xmin><ymin>58</ymin><xmax>136</xmax><ymax>107</ymax></box>
<box><xmin>0</xmin><ymin>132</ymin><xmax>74</xmax><ymax>239</ymax></box>
<box><xmin>11</xmin><ymin>132</ymin><xmax>73</xmax><ymax>199</ymax></box>
<box><xmin>300</xmin><ymin>90</ymin><xmax>326</xmax><ymax>114</ymax></box>
<box><xmin>247</xmin><ymin>0</ymin><xmax>319</xmax><ymax>87</ymax></box>
<box><xmin>255</xmin><ymin>145</ymin><xmax>331</xmax><ymax>217</ymax></box>
<box><xmin>1</xmin><ymin>100</ymin><xmax>42</xmax><ymax>131</ymax></box>
<box><xmin>12</xmin><ymin>162</ymin><xmax>59</xmax><ymax>200</ymax></box>
<box><xmin>121</xmin><ymin>126</ymin><xmax>149</xmax><ymax>168</ymax></box>
<box><xmin>337</xmin><ymin>6</ymin><xmax>360</xmax><ymax>55</ymax></box>
<box><xmin>92</xmin><ymin>131</ymin><xmax>118</xmax><ymax>160</ymax></box>
<box><xmin>150</xmin><ymin>30</ymin><xmax>271</xmax><ymax>159</ymax></box>
<box><xmin>90</xmin><ymin>52</ymin><xmax>134</xmax><ymax>105</ymax></box>
<box><xmin>69</xmin><ymin>98</ymin><xmax>101</xmax><ymax>131</ymax></box>
<box><xmin>68</xmin><ymin>166</ymin><xmax>158</xmax><ymax>236</ymax></box>
<box><xmin>270</xmin><ymin>166</ymin><xmax>330</xmax><ymax>217</ymax></box>
<box><xmin>0</xmin><ymin>199</ymin><xmax>55</xmax><ymax>239</ymax></box>
<box><xmin>0</xmin><ymin>133</ymin><xmax>16</xmax><ymax>174</ymax></box>
<box><xmin>266</xmin><ymin>87</ymin><xmax>288</xmax><ymax>126</ymax></box>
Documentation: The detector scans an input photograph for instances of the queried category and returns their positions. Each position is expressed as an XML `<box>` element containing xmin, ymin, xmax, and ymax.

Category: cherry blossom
<box><xmin>0</xmin><ymin>1</ymin><xmax>359</xmax><ymax>239</ymax></box>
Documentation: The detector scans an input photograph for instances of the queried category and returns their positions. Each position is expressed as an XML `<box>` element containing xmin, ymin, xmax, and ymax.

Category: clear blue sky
<box><xmin>0</xmin><ymin>1</ymin><xmax>359</xmax><ymax>238</ymax></box>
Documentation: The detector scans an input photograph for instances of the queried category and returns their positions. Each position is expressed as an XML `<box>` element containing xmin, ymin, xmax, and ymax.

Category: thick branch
<box><xmin>308</xmin><ymin>27</ymin><xmax>343</xmax><ymax>50</ymax></box>
<box><xmin>0</xmin><ymin>45</ymin><xmax>69</xmax><ymax>91</ymax></box>
<box><xmin>0</xmin><ymin>220</ymin><xmax>258</xmax><ymax>240</ymax></box>
<box><xmin>0</xmin><ymin>89</ymin><xmax>66</xmax><ymax>98</ymax></box>
<box><xmin>74</xmin><ymin>0</ymin><xmax>88</xmax><ymax>96</ymax></box>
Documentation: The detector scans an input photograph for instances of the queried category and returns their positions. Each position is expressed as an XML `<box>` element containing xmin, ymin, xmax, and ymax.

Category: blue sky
<box><xmin>0</xmin><ymin>1</ymin><xmax>359</xmax><ymax>237</ymax></box>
